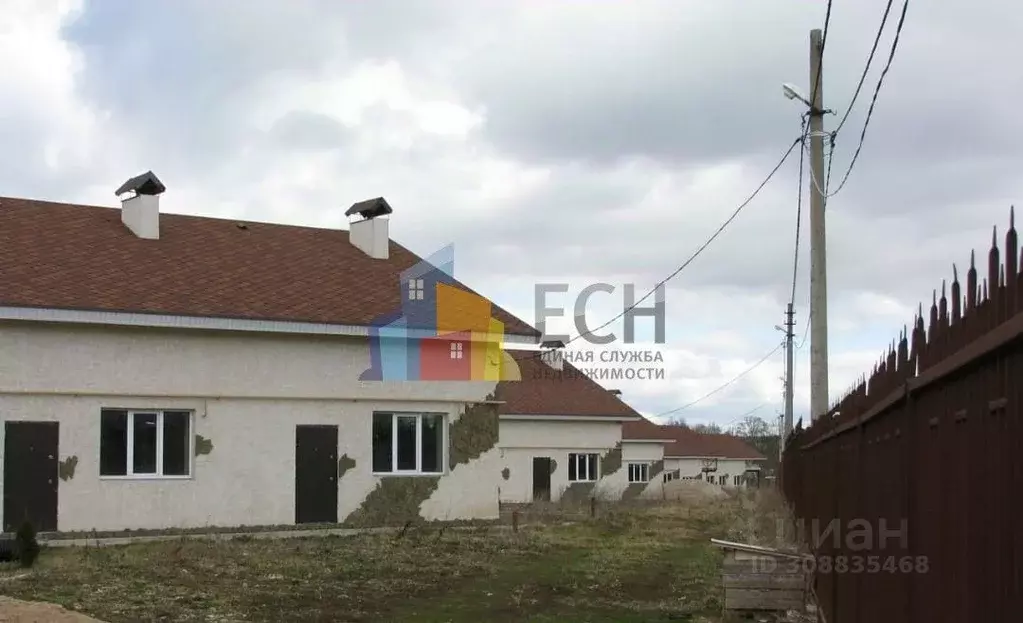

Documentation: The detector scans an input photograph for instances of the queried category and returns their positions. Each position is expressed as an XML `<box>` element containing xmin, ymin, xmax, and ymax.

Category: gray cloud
<box><xmin>264</xmin><ymin>111</ymin><xmax>353</xmax><ymax>151</ymax></box>
<box><xmin>2</xmin><ymin>0</ymin><xmax>1019</xmax><ymax>422</ymax></box>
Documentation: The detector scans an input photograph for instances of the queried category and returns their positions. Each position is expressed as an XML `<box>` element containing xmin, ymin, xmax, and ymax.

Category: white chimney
<box><xmin>346</xmin><ymin>197</ymin><xmax>392</xmax><ymax>259</ymax></box>
<box><xmin>115</xmin><ymin>171</ymin><xmax>165</xmax><ymax>240</ymax></box>
<box><xmin>540</xmin><ymin>340</ymin><xmax>565</xmax><ymax>371</ymax></box>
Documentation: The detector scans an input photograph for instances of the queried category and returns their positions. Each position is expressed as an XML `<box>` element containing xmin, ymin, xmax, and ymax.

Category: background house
<box><xmin>494</xmin><ymin>352</ymin><xmax>646</xmax><ymax>504</ymax></box>
<box><xmin>660</xmin><ymin>426</ymin><xmax>766</xmax><ymax>486</ymax></box>
<box><xmin>0</xmin><ymin>178</ymin><xmax>540</xmax><ymax>533</ymax></box>
<box><xmin>617</xmin><ymin>415</ymin><xmax>678</xmax><ymax>499</ymax></box>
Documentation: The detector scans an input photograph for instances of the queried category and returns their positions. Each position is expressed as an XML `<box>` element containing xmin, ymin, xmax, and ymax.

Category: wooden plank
<box><xmin>710</xmin><ymin>538</ymin><xmax>809</xmax><ymax>560</ymax></box>
<box><xmin>722</xmin><ymin>559</ymin><xmax>807</xmax><ymax>575</ymax></box>
<box><xmin>723</xmin><ymin>573</ymin><xmax>806</xmax><ymax>589</ymax></box>
<box><xmin>724</xmin><ymin>588</ymin><xmax>805</xmax><ymax>611</ymax></box>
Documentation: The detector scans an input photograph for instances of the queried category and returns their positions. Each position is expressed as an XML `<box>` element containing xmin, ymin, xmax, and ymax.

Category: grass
<box><xmin>0</xmin><ymin>498</ymin><xmax>748</xmax><ymax>622</ymax></box>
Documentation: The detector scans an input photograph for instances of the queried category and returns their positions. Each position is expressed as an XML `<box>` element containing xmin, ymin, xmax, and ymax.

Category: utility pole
<box><xmin>808</xmin><ymin>28</ymin><xmax>829</xmax><ymax>421</ymax></box>
<box><xmin>782</xmin><ymin>304</ymin><xmax>795</xmax><ymax>450</ymax></box>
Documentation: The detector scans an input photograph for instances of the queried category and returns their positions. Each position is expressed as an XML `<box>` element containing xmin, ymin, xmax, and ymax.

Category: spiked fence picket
<box><xmin>781</xmin><ymin>207</ymin><xmax>1022</xmax><ymax>623</ymax></box>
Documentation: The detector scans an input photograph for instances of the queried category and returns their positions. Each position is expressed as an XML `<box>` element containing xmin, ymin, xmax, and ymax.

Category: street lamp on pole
<box><xmin>782</xmin><ymin>29</ymin><xmax>829</xmax><ymax>422</ymax></box>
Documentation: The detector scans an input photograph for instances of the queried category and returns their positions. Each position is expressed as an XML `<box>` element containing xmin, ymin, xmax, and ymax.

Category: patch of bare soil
<box><xmin>0</xmin><ymin>596</ymin><xmax>104</xmax><ymax>623</ymax></box>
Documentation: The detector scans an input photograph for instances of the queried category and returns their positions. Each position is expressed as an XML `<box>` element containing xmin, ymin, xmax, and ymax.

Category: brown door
<box><xmin>295</xmin><ymin>425</ymin><xmax>338</xmax><ymax>524</ymax></box>
<box><xmin>532</xmin><ymin>457</ymin><xmax>552</xmax><ymax>502</ymax></box>
<box><xmin>3</xmin><ymin>422</ymin><xmax>59</xmax><ymax>532</ymax></box>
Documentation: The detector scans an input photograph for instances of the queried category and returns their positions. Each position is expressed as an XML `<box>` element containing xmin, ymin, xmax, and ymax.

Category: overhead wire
<box><xmin>529</xmin><ymin>135</ymin><xmax>804</xmax><ymax>359</ymax></box>
<box><xmin>720</xmin><ymin>402</ymin><xmax>770</xmax><ymax>434</ymax></box>
<box><xmin>824</xmin><ymin>0</ymin><xmax>911</xmax><ymax>197</ymax></box>
<box><xmin>790</xmin><ymin>116</ymin><xmax>807</xmax><ymax>308</ymax></box>
<box><xmin>796</xmin><ymin>313</ymin><xmax>811</xmax><ymax>350</ymax></box>
<box><xmin>652</xmin><ymin>341</ymin><xmax>785</xmax><ymax>419</ymax></box>
<box><xmin>833</xmin><ymin>0</ymin><xmax>896</xmax><ymax>136</ymax></box>
<box><xmin>808</xmin><ymin>0</ymin><xmax>834</xmax><ymax>111</ymax></box>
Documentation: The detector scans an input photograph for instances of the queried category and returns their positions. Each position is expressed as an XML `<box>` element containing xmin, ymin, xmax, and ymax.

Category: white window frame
<box><xmin>100</xmin><ymin>409</ymin><xmax>194</xmax><ymax>480</ymax></box>
<box><xmin>408</xmin><ymin>278</ymin><xmax>425</xmax><ymax>300</ymax></box>
<box><xmin>372</xmin><ymin>412</ymin><xmax>446</xmax><ymax>476</ymax></box>
<box><xmin>627</xmin><ymin>462</ymin><xmax>650</xmax><ymax>483</ymax></box>
<box><xmin>567</xmin><ymin>452</ymin><xmax>598</xmax><ymax>482</ymax></box>
<box><xmin>450</xmin><ymin>342</ymin><xmax>463</xmax><ymax>359</ymax></box>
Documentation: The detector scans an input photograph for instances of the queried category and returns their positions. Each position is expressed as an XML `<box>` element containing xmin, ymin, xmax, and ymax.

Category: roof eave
<box><xmin>499</xmin><ymin>413</ymin><xmax>641</xmax><ymax>422</ymax></box>
<box><xmin>0</xmin><ymin>305</ymin><xmax>541</xmax><ymax>343</ymax></box>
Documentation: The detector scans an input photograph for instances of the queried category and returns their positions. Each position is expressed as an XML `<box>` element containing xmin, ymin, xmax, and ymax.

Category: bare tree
<box><xmin>729</xmin><ymin>415</ymin><xmax>771</xmax><ymax>439</ymax></box>
<box><xmin>665</xmin><ymin>416</ymin><xmax>689</xmax><ymax>428</ymax></box>
<box><xmin>691</xmin><ymin>423</ymin><xmax>723</xmax><ymax>434</ymax></box>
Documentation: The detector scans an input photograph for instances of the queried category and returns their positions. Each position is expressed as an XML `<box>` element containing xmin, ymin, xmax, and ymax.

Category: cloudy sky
<box><xmin>2</xmin><ymin>0</ymin><xmax>1019</xmax><ymax>429</ymax></box>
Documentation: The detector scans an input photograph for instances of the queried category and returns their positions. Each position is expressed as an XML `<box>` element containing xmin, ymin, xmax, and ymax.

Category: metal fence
<box><xmin>781</xmin><ymin>208</ymin><xmax>1022</xmax><ymax>623</ymax></box>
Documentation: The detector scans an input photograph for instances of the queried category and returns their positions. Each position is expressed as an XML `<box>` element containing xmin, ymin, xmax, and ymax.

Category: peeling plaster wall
<box><xmin>422</xmin><ymin>399</ymin><xmax>503</xmax><ymax>521</ymax></box>
<box><xmin>0</xmin><ymin>322</ymin><xmax>500</xmax><ymax>532</ymax></box>
<box><xmin>591</xmin><ymin>441</ymin><xmax>666</xmax><ymax>500</ymax></box>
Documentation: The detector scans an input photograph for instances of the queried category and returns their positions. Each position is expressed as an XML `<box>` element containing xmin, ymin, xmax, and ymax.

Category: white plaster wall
<box><xmin>496</xmin><ymin>419</ymin><xmax>623</xmax><ymax>503</ymax></box>
<box><xmin>0</xmin><ymin>322</ymin><xmax>502</xmax><ymax>532</ymax></box>
<box><xmin>622</xmin><ymin>442</ymin><xmax>664</xmax><ymax>462</ymax></box>
<box><xmin>421</xmin><ymin>446</ymin><xmax>503</xmax><ymax>521</ymax></box>
<box><xmin>498</xmin><ymin>419</ymin><xmax>621</xmax><ymax>449</ymax></box>
<box><xmin>0</xmin><ymin>322</ymin><xmax>492</xmax><ymax>403</ymax></box>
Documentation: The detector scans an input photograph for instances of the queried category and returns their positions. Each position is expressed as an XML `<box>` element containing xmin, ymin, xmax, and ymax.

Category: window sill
<box><xmin>372</xmin><ymin>472</ymin><xmax>446</xmax><ymax>478</ymax></box>
<box><xmin>99</xmin><ymin>475</ymin><xmax>193</xmax><ymax>481</ymax></box>
<box><xmin>567</xmin><ymin>479</ymin><xmax>598</xmax><ymax>484</ymax></box>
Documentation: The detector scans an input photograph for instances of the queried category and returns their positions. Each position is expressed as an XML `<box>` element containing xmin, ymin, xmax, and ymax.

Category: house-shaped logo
<box><xmin>360</xmin><ymin>244</ymin><xmax>521</xmax><ymax>382</ymax></box>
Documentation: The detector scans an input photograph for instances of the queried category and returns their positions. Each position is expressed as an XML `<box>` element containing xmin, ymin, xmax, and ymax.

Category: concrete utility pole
<box><xmin>808</xmin><ymin>28</ymin><xmax>829</xmax><ymax>422</ymax></box>
<box><xmin>783</xmin><ymin>304</ymin><xmax>795</xmax><ymax>449</ymax></box>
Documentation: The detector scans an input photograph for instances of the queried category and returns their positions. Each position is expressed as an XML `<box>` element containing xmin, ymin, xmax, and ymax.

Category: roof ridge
<box><xmin>0</xmin><ymin>195</ymin><xmax>371</xmax><ymax>236</ymax></box>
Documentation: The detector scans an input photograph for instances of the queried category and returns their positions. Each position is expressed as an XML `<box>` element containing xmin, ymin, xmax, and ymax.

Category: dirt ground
<box><xmin>0</xmin><ymin>596</ymin><xmax>104</xmax><ymax>623</ymax></box>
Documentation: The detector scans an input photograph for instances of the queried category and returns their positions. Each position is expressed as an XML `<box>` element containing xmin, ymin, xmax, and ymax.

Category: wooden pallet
<box><xmin>712</xmin><ymin>539</ymin><xmax>811</xmax><ymax>614</ymax></box>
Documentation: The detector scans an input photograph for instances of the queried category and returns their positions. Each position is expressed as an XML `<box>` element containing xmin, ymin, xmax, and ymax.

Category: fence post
<box><xmin>512</xmin><ymin>510</ymin><xmax>519</xmax><ymax>533</ymax></box>
<box><xmin>590</xmin><ymin>496</ymin><xmax>596</xmax><ymax>518</ymax></box>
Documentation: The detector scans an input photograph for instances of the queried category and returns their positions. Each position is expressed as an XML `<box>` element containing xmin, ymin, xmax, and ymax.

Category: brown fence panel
<box><xmin>782</xmin><ymin>209</ymin><xmax>1022</xmax><ymax>623</ymax></box>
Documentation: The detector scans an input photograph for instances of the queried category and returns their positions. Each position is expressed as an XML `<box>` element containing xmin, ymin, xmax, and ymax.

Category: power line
<box><xmin>808</xmin><ymin>0</ymin><xmax>834</xmax><ymax>112</ymax></box>
<box><xmin>721</xmin><ymin>402</ymin><xmax>770</xmax><ymax>433</ymax></box>
<box><xmin>533</xmin><ymin>136</ymin><xmax>803</xmax><ymax>356</ymax></box>
<box><xmin>790</xmin><ymin>117</ymin><xmax>807</xmax><ymax>308</ymax></box>
<box><xmin>652</xmin><ymin>341</ymin><xmax>785</xmax><ymax>419</ymax></box>
<box><xmin>833</xmin><ymin>0</ymin><xmax>896</xmax><ymax>136</ymax></box>
<box><xmin>796</xmin><ymin>313</ymin><xmax>811</xmax><ymax>349</ymax></box>
<box><xmin>827</xmin><ymin>0</ymin><xmax>910</xmax><ymax>197</ymax></box>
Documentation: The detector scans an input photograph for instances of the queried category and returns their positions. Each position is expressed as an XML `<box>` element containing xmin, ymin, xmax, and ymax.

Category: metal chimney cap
<box><xmin>115</xmin><ymin>171</ymin><xmax>166</xmax><ymax>197</ymax></box>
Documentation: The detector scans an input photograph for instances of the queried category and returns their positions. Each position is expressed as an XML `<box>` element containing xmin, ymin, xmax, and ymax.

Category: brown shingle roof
<box><xmin>662</xmin><ymin>426</ymin><xmax>765</xmax><ymax>460</ymax></box>
<box><xmin>495</xmin><ymin>352</ymin><xmax>641</xmax><ymax>419</ymax></box>
<box><xmin>0</xmin><ymin>197</ymin><xmax>539</xmax><ymax>337</ymax></box>
<box><xmin>622</xmin><ymin>416</ymin><xmax>677</xmax><ymax>441</ymax></box>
